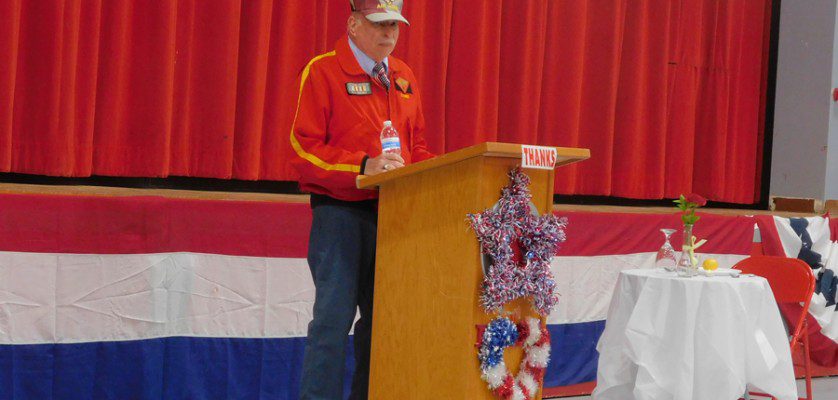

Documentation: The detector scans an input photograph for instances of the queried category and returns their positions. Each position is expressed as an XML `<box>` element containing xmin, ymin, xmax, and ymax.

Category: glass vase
<box><xmin>676</xmin><ymin>224</ymin><xmax>699</xmax><ymax>277</ymax></box>
<box><xmin>655</xmin><ymin>229</ymin><xmax>677</xmax><ymax>271</ymax></box>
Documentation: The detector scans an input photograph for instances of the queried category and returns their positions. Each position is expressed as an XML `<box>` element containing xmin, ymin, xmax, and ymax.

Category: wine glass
<box><xmin>655</xmin><ymin>229</ymin><xmax>677</xmax><ymax>271</ymax></box>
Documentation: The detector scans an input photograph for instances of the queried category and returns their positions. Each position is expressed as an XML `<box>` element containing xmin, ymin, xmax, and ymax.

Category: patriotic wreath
<box><xmin>477</xmin><ymin>316</ymin><xmax>551</xmax><ymax>400</ymax></box>
<box><xmin>469</xmin><ymin>167</ymin><xmax>565</xmax><ymax>399</ymax></box>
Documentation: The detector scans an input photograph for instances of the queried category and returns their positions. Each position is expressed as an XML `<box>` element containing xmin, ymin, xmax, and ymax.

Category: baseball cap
<box><xmin>350</xmin><ymin>0</ymin><xmax>409</xmax><ymax>25</ymax></box>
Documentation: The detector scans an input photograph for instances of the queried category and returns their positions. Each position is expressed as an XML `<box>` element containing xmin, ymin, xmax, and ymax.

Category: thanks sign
<box><xmin>521</xmin><ymin>145</ymin><xmax>557</xmax><ymax>170</ymax></box>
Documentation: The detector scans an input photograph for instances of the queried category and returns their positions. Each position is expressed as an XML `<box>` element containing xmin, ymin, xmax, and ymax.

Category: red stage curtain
<box><xmin>0</xmin><ymin>0</ymin><xmax>771</xmax><ymax>203</ymax></box>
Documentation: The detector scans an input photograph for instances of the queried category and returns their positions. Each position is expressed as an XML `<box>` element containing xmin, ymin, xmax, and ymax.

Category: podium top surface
<box><xmin>356</xmin><ymin>142</ymin><xmax>590</xmax><ymax>189</ymax></box>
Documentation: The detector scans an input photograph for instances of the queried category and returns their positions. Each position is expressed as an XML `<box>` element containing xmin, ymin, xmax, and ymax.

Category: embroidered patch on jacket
<box><xmin>395</xmin><ymin>77</ymin><xmax>412</xmax><ymax>94</ymax></box>
<box><xmin>346</xmin><ymin>82</ymin><xmax>372</xmax><ymax>96</ymax></box>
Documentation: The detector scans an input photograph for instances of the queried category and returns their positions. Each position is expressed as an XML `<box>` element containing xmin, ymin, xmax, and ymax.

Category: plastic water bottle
<box><xmin>380</xmin><ymin>120</ymin><xmax>401</xmax><ymax>155</ymax></box>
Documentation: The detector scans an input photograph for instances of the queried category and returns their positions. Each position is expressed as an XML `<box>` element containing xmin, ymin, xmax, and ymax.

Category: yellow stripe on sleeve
<box><xmin>289</xmin><ymin>51</ymin><xmax>361</xmax><ymax>173</ymax></box>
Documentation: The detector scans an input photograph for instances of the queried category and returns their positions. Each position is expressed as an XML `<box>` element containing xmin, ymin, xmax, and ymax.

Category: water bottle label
<box><xmin>381</xmin><ymin>137</ymin><xmax>400</xmax><ymax>151</ymax></box>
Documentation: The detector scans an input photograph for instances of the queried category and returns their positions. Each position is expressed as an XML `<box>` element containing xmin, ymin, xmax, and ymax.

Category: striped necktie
<box><xmin>372</xmin><ymin>62</ymin><xmax>390</xmax><ymax>91</ymax></box>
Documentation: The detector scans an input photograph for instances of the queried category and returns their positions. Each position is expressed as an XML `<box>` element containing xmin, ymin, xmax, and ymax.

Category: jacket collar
<box><xmin>337</xmin><ymin>36</ymin><xmax>404</xmax><ymax>76</ymax></box>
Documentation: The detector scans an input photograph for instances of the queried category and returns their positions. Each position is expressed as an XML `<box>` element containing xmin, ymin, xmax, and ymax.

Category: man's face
<box><xmin>348</xmin><ymin>13</ymin><xmax>400</xmax><ymax>63</ymax></box>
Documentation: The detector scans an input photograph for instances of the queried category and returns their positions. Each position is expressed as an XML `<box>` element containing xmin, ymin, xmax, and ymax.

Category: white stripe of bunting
<box><xmin>0</xmin><ymin>252</ymin><xmax>313</xmax><ymax>345</ymax></box>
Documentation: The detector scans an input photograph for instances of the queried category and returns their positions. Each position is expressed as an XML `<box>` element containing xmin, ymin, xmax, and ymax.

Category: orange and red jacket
<box><xmin>289</xmin><ymin>36</ymin><xmax>435</xmax><ymax>202</ymax></box>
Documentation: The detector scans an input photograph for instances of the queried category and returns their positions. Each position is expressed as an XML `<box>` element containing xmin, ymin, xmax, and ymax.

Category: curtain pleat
<box><xmin>0</xmin><ymin>0</ymin><xmax>772</xmax><ymax>204</ymax></box>
<box><xmin>0</xmin><ymin>0</ymin><xmax>22</xmax><ymax>172</ymax></box>
<box><xmin>93</xmin><ymin>0</ymin><xmax>176</xmax><ymax>177</ymax></box>
<box><xmin>232</xmin><ymin>0</ymin><xmax>273</xmax><ymax>180</ymax></box>
<box><xmin>169</xmin><ymin>0</ymin><xmax>242</xmax><ymax>178</ymax></box>
<box><xmin>444</xmin><ymin>1</ymin><xmax>502</xmax><ymax>150</ymax></box>
<box><xmin>540</xmin><ymin>1</ymin><xmax>589</xmax><ymax>195</ymax></box>
<box><xmin>610</xmin><ymin>0</ymin><xmax>671</xmax><ymax>199</ymax></box>
<box><xmin>497</xmin><ymin>1</ymin><xmax>549</xmax><ymax>147</ymax></box>
<box><xmin>399</xmin><ymin>0</ymin><xmax>453</xmax><ymax>156</ymax></box>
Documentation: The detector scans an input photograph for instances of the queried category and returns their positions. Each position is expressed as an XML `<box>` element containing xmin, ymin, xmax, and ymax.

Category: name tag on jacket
<box><xmin>346</xmin><ymin>82</ymin><xmax>372</xmax><ymax>96</ymax></box>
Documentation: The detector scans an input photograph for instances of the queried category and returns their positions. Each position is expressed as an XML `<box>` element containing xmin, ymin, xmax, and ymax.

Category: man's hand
<box><xmin>364</xmin><ymin>153</ymin><xmax>405</xmax><ymax>176</ymax></box>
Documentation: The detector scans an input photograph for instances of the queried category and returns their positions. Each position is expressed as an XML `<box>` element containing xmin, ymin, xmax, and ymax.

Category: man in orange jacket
<box><xmin>290</xmin><ymin>1</ymin><xmax>434</xmax><ymax>398</ymax></box>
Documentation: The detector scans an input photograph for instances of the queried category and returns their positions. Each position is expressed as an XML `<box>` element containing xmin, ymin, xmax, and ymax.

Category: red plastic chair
<box><xmin>733</xmin><ymin>255</ymin><xmax>816</xmax><ymax>400</ymax></box>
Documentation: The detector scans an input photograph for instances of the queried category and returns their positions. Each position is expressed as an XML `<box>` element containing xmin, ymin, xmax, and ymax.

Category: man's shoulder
<box><xmin>293</xmin><ymin>50</ymin><xmax>344</xmax><ymax>87</ymax></box>
<box><xmin>388</xmin><ymin>55</ymin><xmax>416</xmax><ymax>77</ymax></box>
<box><xmin>303</xmin><ymin>50</ymin><xmax>340</xmax><ymax>72</ymax></box>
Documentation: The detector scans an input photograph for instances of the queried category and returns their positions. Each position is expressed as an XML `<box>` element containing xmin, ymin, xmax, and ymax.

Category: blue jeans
<box><xmin>299</xmin><ymin>204</ymin><xmax>377</xmax><ymax>400</ymax></box>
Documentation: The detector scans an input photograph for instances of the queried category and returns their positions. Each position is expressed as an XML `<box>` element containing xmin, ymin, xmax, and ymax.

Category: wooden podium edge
<box><xmin>356</xmin><ymin>142</ymin><xmax>590</xmax><ymax>189</ymax></box>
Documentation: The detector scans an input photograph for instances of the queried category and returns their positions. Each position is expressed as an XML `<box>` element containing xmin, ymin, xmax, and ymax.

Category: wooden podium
<box><xmin>356</xmin><ymin>142</ymin><xmax>589</xmax><ymax>399</ymax></box>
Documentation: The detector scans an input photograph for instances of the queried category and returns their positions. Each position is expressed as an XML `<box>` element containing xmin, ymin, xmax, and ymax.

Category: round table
<box><xmin>592</xmin><ymin>268</ymin><xmax>796</xmax><ymax>400</ymax></box>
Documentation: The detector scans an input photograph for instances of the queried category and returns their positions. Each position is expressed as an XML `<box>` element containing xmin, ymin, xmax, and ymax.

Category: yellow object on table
<box><xmin>703</xmin><ymin>258</ymin><xmax>719</xmax><ymax>271</ymax></box>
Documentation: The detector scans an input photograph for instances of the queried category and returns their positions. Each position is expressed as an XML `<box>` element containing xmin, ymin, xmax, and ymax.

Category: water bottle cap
<box><xmin>383</xmin><ymin>120</ymin><xmax>392</xmax><ymax>127</ymax></box>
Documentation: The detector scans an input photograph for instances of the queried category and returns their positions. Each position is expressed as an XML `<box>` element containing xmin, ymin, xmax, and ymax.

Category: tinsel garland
<box><xmin>467</xmin><ymin>167</ymin><xmax>568</xmax><ymax>316</ymax></box>
<box><xmin>477</xmin><ymin>316</ymin><xmax>551</xmax><ymax>400</ymax></box>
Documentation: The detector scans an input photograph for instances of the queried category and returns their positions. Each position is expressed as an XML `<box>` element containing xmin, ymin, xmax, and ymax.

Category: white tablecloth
<box><xmin>592</xmin><ymin>268</ymin><xmax>796</xmax><ymax>400</ymax></box>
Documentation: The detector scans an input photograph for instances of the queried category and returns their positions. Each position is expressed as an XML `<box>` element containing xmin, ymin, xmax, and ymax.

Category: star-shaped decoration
<box><xmin>468</xmin><ymin>167</ymin><xmax>567</xmax><ymax>316</ymax></box>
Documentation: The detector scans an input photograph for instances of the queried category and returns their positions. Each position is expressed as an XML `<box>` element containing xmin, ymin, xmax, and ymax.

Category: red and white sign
<box><xmin>521</xmin><ymin>145</ymin><xmax>558</xmax><ymax>170</ymax></box>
